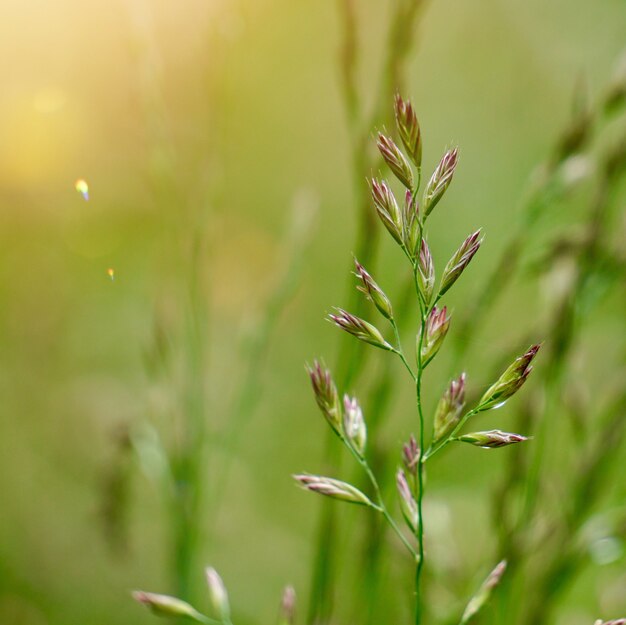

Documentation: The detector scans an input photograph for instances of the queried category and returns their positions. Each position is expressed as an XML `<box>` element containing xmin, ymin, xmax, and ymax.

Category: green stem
<box><xmin>340</xmin><ymin>431</ymin><xmax>419</xmax><ymax>560</ymax></box>
<box><xmin>369</xmin><ymin>475</ymin><xmax>417</xmax><ymax>559</ymax></box>
<box><xmin>308</xmin><ymin>1</ymin><xmax>427</xmax><ymax>622</ymax></box>
<box><xmin>413</xmin><ymin>305</ymin><xmax>427</xmax><ymax>625</ymax></box>
<box><xmin>391</xmin><ymin>319</ymin><xmax>417</xmax><ymax>381</ymax></box>
<box><xmin>195</xmin><ymin>615</ymin><xmax>222</xmax><ymax>625</ymax></box>
<box><xmin>410</xmin><ymin>220</ymin><xmax>427</xmax><ymax>624</ymax></box>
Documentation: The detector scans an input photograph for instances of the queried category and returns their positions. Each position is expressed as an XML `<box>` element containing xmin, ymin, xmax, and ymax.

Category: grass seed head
<box><xmin>402</xmin><ymin>434</ymin><xmax>420</xmax><ymax>477</ymax></box>
<box><xmin>458</xmin><ymin>430</ymin><xmax>529</xmax><ymax>448</ymax></box>
<box><xmin>433</xmin><ymin>373</ymin><xmax>466</xmax><ymax>443</ymax></box>
<box><xmin>478</xmin><ymin>344</ymin><xmax>541</xmax><ymax>411</ymax></box>
<box><xmin>417</xmin><ymin>239</ymin><xmax>435</xmax><ymax>304</ymax></box>
<box><xmin>293</xmin><ymin>474</ymin><xmax>375</xmax><ymax>506</ymax></box>
<box><xmin>394</xmin><ymin>94</ymin><xmax>422</xmax><ymax>168</ymax></box>
<box><xmin>343</xmin><ymin>394</ymin><xmax>367</xmax><ymax>455</ymax></box>
<box><xmin>329</xmin><ymin>308</ymin><xmax>392</xmax><ymax>350</ymax></box>
<box><xmin>132</xmin><ymin>591</ymin><xmax>208</xmax><ymax>622</ymax></box>
<box><xmin>354</xmin><ymin>258</ymin><xmax>394</xmax><ymax>320</ymax></box>
<box><xmin>421</xmin><ymin>306</ymin><xmax>451</xmax><ymax>366</ymax></box>
<box><xmin>439</xmin><ymin>229</ymin><xmax>483</xmax><ymax>296</ymax></box>
<box><xmin>460</xmin><ymin>560</ymin><xmax>507</xmax><ymax>624</ymax></box>
<box><xmin>422</xmin><ymin>147</ymin><xmax>458</xmax><ymax>217</ymax></box>
<box><xmin>205</xmin><ymin>567</ymin><xmax>230</xmax><ymax>621</ymax></box>
<box><xmin>371</xmin><ymin>178</ymin><xmax>403</xmax><ymax>245</ymax></box>
<box><xmin>402</xmin><ymin>190</ymin><xmax>421</xmax><ymax>255</ymax></box>
<box><xmin>279</xmin><ymin>585</ymin><xmax>296</xmax><ymax>625</ymax></box>
<box><xmin>307</xmin><ymin>360</ymin><xmax>342</xmax><ymax>431</ymax></box>
<box><xmin>396</xmin><ymin>468</ymin><xmax>419</xmax><ymax>532</ymax></box>
<box><xmin>377</xmin><ymin>132</ymin><xmax>415</xmax><ymax>189</ymax></box>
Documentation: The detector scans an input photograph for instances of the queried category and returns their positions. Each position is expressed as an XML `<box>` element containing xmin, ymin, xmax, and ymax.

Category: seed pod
<box><xmin>478</xmin><ymin>345</ymin><xmax>541</xmax><ymax>411</ymax></box>
<box><xmin>394</xmin><ymin>94</ymin><xmax>422</xmax><ymax>168</ymax></box>
<box><xmin>354</xmin><ymin>258</ymin><xmax>393</xmax><ymax>320</ymax></box>
<box><xmin>371</xmin><ymin>178</ymin><xmax>403</xmax><ymax>245</ymax></box>
<box><xmin>417</xmin><ymin>239</ymin><xmax>435</xmax><ymax>304</ymax></box>
<box><xmin>396</xmin><ymin>468</ymin><xmax>418</xmax><ymax>532</ymax></box>
<box><xmin>422</xmin><ymin>148</ymin><xmax>458</xmax><ymax>217</ymax></box>
<box><xmin>307</xmin><ymin>360</ymin><xmax>342</xmax><ymax>432</ymax></box>
<box><xmin>402</xmin><ymin>434</ymin><xmax>420</xmax><ymax>477</ymax></box>
<box><xmin>420</xmin><ymin>306</ymin><xmax>451</xmax><ymax>366</ymax></box>
<box><xmin>377</xmin><ymin>132</ymin><xmax>414</xmax><ymax>189</ymax></box>
<box><xmin>439</xmin><ymin>230</ymin><xmax>482</xmax><ymax>296</ymax></box>
<box><xmin>458</xmin><ymin>430</ymin><xmax>529</xmax><ymax>449</ymax></box>
<box><xmin>132</xmin><ymin>591</ymin><xmax>209</xmax><ymax>623</ymax></box>
<box><xmin>343</xmin><ymin>395</ymin><xmax>367</xmax><ymax>455</ymax></box>
<box><xmin>460</xmin><ymin>560</ymin><xmax>507</xmax><ymax>624</ymax></box>
<box><xmin>294</xmin><ymin>474</ymin><xmax>375</xmax><ymax>507</ymax></box>
<box><xmin>205</xmin><ymin>567</ymin><xmax>230</xmax><ymax>622</ymax></box>
<box><xmin>433</xmin><ymin>373</ymin><xmax>466</xmax><ymax>443</ymax></box>
<box><xmin>329</xmin><ymin>308</ymin><xmax>392</xmax><ymax>351</ymax></box>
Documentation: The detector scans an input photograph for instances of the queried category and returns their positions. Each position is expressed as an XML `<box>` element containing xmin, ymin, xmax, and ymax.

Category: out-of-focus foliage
<box><xmin>0</xmin><ymin>1</ymin><xmax>624</xmax><ymax>625</ymax></box>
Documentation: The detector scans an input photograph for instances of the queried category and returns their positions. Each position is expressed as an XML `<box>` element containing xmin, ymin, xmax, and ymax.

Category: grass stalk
<box><xmin>302</xmin><ymin>91</ymin><xmax>536</xmax><ymax>625</ymax></box>
<box><xmin>490</xmin><ymin>127</ymin><xmax>626</xmax><ymax>624</ymax></box>
<box><xmin>307</xmin><ymin>3</ymin><xmax>426</xmax><ymax>623</ymax></box>
<box><xmin>451</xmin><ymin>78</ymin><xmax>619</xmax><ymax>370</ymax></box>
<box><xmin>209</xmin><ymin>196</ymin><xmax>318</xmax><ymax>532</ymax></box>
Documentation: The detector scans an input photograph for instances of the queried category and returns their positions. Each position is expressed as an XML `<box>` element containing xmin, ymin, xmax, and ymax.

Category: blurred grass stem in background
<box><xmin>1</xmin><ymin>2</ymin><xmax>625</xmax><ymax>623</ymax></box>
<box><xmin>497</xmin><ymin>122</ymin><xmax>626</xmax><ymax>625</ymax></box>
<box><xmin>308</xmin><ymin>2</ymin><xmax>427</xmax><ymax>623</ymax></box>
<box><xmin>118</xmin><ymin>5</ymin><xmax>320</xmax><ymax>611</ymax></box>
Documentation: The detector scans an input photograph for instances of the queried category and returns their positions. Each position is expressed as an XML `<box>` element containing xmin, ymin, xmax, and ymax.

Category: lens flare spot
<box><xmin>107</xmin><ymin>268</ymin><xmax>115</xmax><ymax>281</ymax></box>
<box><xmin>75</xmin><ymin>178</ymin><xmax>89</xmax><ymax>200</ymax></box>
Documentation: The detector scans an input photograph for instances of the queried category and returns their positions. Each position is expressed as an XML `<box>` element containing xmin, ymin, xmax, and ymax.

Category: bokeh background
<box><xmin>1</xmin><ymin>1</ymin><xmax>625</xmax><ymax>624</ymax></box>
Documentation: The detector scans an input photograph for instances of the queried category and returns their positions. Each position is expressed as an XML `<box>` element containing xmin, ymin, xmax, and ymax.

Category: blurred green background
<box><xmin>1</xmin><ymin>1</ymin><xmax>625</xmax><ymax>624</ymax></box>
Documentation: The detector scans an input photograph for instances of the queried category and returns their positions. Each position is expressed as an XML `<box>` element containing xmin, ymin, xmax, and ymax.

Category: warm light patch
<box><xmin>75</xmin><ymin>179</ymin><xmax>89</xmax><ymax>200</ymax></box>
<box><xmin>107</xmin><ymin>268</ymin><xmax>115</xmax><ymax>281</ymax></box>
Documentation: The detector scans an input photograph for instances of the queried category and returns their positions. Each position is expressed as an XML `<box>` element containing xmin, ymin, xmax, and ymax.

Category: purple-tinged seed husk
<box><xmin>293</xmin><ymin>474</ymin><xmax>375</xmax><ymax>506</ymax></box>
<box><xmin>458</xmin><ymin>430</ymin><xmax>529</xmax><ymax>449</ymax></box>
<box><xmin>354</xmin><ymin>258</ymin><xmax>394</xmax><ymax>320</ymax></box>
<box><xmin>402</xmin><ymin>434</ymin><xmax>420</xmax><ymax>477</ymax></box>
<box><xmin>420</xmin><ymin>305</ymin><xmax>451</xmax><ymax>366</ymax></box>
<box><xmin>307</xmin><ymin>360</ymin><xmax>342</xmax><ymax>431</ymax></box>
<box><xmin>279</xmin><ymin>585</ymin><xmax>296</xmax><ymax>625</ymax></box>
<box><xmin>396</xmin><ymin>468</ymin><xmax>419</xmax><ymax>532</ymax></box>
<box><xmin>478</xmin><ymin>345</ymin><xmax>541</xmax><ymax>411</ymax></box>
<box><xmin>377</xmin><ymin>132</ymin><xmax>414</xmax><ymax>189</ymax></box>
<box><xmin>433</xmin><ymin>373</ymin><xmax>466</xmax><ymax>443</ymax></box>
<box><xmin>439</xmin><ymin>229</ymin><xmax>483</xmax><ymax>296</ymax></box>
<box><xmin>402</xmin><ymin>190</ymin><xmax>421</xmax><ymax>255</ymax></box>
<box><xmin>460</xmin><ymin>560</ymin><xmax>507</xmax><ymax>624</ymax></box>
<box><xmin>422</xmin><ymin>147</ymin><xmax>458</xmax><ymax>217</ymax></box>
<box><xmin>132</xmin><ymin>591</ymin><xmax>208</xmax><ymax>622</ymax></box>
<box><xmin>329</xmin><ymin>308</ymin><xmax>392</xmax><ymax>350</ymax></box>
<box><xmin>417</xmin><ymin>239</ymin><xmax>435</xmax><ymax>304</ymax></box>
<box><xmin>394</xmin><ymin>94</ymin><xmax>422</xmax><ymax>168</ymax></box>
<box><xmin>371</xmin><ymin>178</ymin><xmax>403</xmax><ymax>245</ymax></box>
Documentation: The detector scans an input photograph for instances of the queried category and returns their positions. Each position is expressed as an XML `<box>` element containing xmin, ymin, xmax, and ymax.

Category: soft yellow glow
<box><xmin>107</xmin><ymin>268</ymin><xmax>115</xmax><ymax>281</ymax></box>
<box><xmin>75</xmin><ymin>178</ymin><xmax>89</xmax><ymax>201</ymax></box>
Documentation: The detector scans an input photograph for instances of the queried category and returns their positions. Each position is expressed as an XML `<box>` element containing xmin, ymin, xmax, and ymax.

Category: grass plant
<box><xmin>131</xmin><ymin>94</ymin><xmax>625</xmax><ymax>624</ymax></box>
<box><xmin>298</xmin><ymin>96</ymin><xmax>540</xmax><ymax>624</ymax></box>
